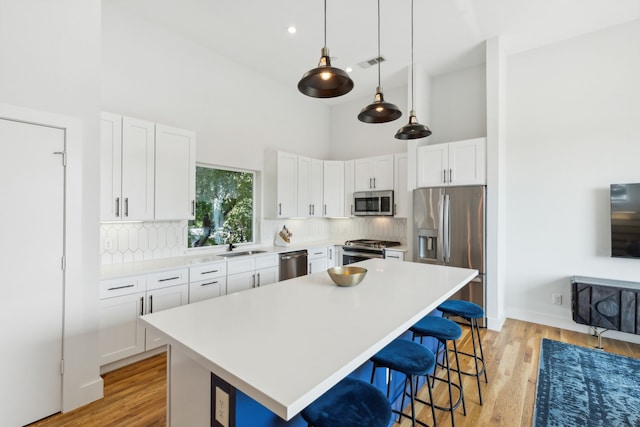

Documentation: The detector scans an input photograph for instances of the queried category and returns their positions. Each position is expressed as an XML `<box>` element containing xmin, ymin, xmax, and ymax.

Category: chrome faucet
<box><xmin>227</xmin><ymin>231</ymin><xmax>237</xmax><ymax>252</ymax></box>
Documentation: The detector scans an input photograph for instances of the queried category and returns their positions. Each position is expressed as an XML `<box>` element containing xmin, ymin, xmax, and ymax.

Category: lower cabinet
<box><xmin>384</xmin><ymin>249</ymin><xmax>405</xmax><ymax>261</ymax></box>
<box><xmin>189</xmin><ymin>261</ymin><xmax>227</xmax><ymax>303</ymax></box>
<box><xmin>227</xmin><ymin>254</ymin><xmax>279</xmax><ymax>295</ymax></box>
<box><xmin>308</xmin><ymin>246</ymin><xmax>329</xmax><ymax>274</ymax></box>
<box><xmin>144</xmin><ymin>284</ymin><xmax>189</xmax><ymax>350</ymax></box>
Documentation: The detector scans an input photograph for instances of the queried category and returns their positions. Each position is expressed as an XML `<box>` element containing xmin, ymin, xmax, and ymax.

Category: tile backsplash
<box><xmin>100</xmin><ymin>217</ymin><xmax>407</xmax><ymax>265</ymax></box>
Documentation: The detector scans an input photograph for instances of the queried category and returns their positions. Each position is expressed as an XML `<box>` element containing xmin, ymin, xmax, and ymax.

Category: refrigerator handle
<box><xmin>443</xmin><ymin>193</ymin><xmax>451</xmax><ymax>262</ymax></box>
<box><xmin>438</xmin><ymin>193</ymin><xmax>445</xmax><ymax>262</ymax></box>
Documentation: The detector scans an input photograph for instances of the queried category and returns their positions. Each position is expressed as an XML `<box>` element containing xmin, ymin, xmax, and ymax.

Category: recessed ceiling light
<box><xmin>287</xmin><ymin>26</ymin><xmax>297</xmax><ymax>34</ymax></box>
<box><xmin>346</xmin><ymin>67</ymin><xmax>353</xmax><ymax>73</ymax></box>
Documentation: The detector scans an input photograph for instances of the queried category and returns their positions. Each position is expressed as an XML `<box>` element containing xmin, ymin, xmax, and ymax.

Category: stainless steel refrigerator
<box><xmin>413</xmin><ymin>186</ymin><xmax>486</xmax><ymax>326</ymax></box>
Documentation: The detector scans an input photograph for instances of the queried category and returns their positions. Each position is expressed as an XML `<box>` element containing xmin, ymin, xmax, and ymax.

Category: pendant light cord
<box><xmin>324</xmin><ymin>0</ymin><xmax>327</xmax><ymax>48</ymax></box>
<box><xmin>377</xmin><ymin>0</ymin><xmax>381</xmax><ymax>87</ymax></box>
<box><xmin>410</xmin><ymin>0</ymin><xmax>415</xmax><ymax>110</ymax></box>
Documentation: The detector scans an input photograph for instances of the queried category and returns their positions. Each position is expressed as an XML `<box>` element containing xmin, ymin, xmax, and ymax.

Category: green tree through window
<box><xmin>188</xmin><ymin>165</ymin><xmax>254</xmax><ymax>248</ymax></box>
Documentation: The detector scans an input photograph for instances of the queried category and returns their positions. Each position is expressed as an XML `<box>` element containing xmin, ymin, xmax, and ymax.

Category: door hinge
<box><xmin>53</xmin><ymin>151</ymin><xmax>67</xmax><ymax>167</ymax></box>
<box><xmin>61</xmin><ymin>255</ymin><xmax>66</xmax><ymax>270</ymax></box>
<box><xmin>60</xmin><ymin>359</ymin><xmax>64</xmax><ymax>375</ymax></box>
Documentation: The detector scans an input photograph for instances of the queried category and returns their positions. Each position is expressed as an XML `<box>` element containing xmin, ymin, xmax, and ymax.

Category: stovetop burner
<box><xmin>344</xmin><ymin>239</ymin><xmax>402</xmax><ymax>249</ymax></box>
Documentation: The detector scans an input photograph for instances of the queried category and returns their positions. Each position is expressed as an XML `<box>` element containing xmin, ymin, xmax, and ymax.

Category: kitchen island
<box><xmin>140</xmin><ymin>258</ymin><xmax>478</xmax><ymax>426</ymax></box>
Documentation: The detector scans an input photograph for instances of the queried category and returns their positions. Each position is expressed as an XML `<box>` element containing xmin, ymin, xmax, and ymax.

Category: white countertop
<box><xmin>139</xmin><ymin>258</ymin><xmax>477</xmax><ymax>420</ymax></box>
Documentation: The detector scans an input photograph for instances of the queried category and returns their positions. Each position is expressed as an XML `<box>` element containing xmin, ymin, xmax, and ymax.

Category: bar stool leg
<box><xmin>468</xmin><ymin>318</ymin><xmax>483</xmax><ymax>405</ymax></box>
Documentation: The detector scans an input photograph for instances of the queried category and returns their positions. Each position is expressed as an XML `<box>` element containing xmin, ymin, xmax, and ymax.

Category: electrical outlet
<box><xmin>552</xmin><ymin>293</ymin><xmax>562</xmax><ymax>305</ymax></box>
<box><xmin>215</xmin><ymin>386</ymin><xmax>229</xmax><ymax>427</ymax></box>
<box><xmin>104</xmin><ymin>239</ymin><xmax>113</xmax><ymax>250</ymax></box>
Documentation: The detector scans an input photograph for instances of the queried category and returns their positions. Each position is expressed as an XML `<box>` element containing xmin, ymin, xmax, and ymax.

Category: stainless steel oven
<box><xmin>342</xmin><ymin>239</ymin><xmax>401</xmax><ymax>265</ymax></box>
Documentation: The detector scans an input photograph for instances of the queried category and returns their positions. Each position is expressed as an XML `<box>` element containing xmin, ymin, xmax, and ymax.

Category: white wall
<box><xmin>505</xmin><ymin>19</ymin><xmax>640</xmax><ymax>343</ymax></box>
<box><xmin>328</xmin><ymin>85</ymin><xmax>409</xmax><ymax>160</ymax></box>
<box><xmin>0</xmin><ymin>0</ymin><xmax>103</xmax><ymax>411</ymax></box>
<box><xmin>429</xmin><ymin>64</ymin><xmax>487</xmax><ymax>144</ymax></box>
<box><xmin>101</xmin><ymin>2</ymin><xmax>331</xmax><ymax>172</ymax></box>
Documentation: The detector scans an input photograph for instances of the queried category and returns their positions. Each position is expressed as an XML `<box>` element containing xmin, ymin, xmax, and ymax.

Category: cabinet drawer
<box><xmin>255</xmin><ymin>254</ymin><xmax>278</xmax><ymax>269</ymax></box>
<box><xmin>189</xmin><ymin>278</ymin><xmax>227</xmax><ymax>304</ymax></box>
<box><xmin>308</xmin><ymin>247</ymin><xmax>328</xmax><ymax>259</ymax></box>
<box><xmin>147</xmin><ymin>268</ymin><xmax>189</xmax><ymax>291</ymax></box>
<box><xmin>100</xmin><ymin>275</ymin><xmax>146</xmax><ymax>299</ymax></box>
<box><xmin>190</xmin><ymin>262</ymin><xmax>227</xmax><ymax>280</ymax></box>
<box><xmin>227</xmin><ymin>257</ymin><xmax>256</xmax><ymax>275</ymax></box>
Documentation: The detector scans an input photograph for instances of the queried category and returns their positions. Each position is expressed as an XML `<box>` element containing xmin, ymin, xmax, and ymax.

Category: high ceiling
<box><xmin>107</xmin><ymin>0</ymin><xmax>640</xmax><ymax>104</ymax></box>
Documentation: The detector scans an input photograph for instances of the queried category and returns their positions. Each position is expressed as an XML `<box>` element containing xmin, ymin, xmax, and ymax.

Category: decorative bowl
<box><xmin>327</xmin><ymin>266</ymin><xmax>368</xmax><ymax>287</ymax></box>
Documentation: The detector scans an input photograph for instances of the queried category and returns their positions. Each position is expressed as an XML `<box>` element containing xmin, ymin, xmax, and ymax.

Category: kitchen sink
<box><xmin>217</xmin><ymin>250</ymin><xmax>268</xmax><ymax>257</ymax></box>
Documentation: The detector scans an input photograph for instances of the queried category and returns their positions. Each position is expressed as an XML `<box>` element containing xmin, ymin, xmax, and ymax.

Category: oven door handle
<box><xmin>342</xmin><ymin>250</ymin><xmax>384</xmax><ymax>259</ymax></box>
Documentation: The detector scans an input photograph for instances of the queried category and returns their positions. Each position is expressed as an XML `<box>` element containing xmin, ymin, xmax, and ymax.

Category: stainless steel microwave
<box><xmin>353</xmin><ymin>190</ymin><xmax>394</xmax><ymax>216</ymax></box>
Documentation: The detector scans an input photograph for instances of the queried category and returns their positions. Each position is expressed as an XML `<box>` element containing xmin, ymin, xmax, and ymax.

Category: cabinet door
<box><xmin>327</xmin><ymin>246</ymin><xmax>339</xmax><ymax>268</ymax></box>
<box><xmin>417</xmin><ymin>144</ymin><xmax>449</xmax><ymax>188</ymax></box>
<box><xmin>297</xmin><ymin>156</ymin><xmax>312</xmax><ymax>217</ymax></box>
<box><xmin>309</xmin><ymin>257</ymin><xmax>329</xmax><ymax>274</ymax></box>
<box><xmin>121</xmin><ymin>117</ymin><xmax>155</xmax><ymax>220</ymax></box>
<box><xmin>323</xmin><ymin>161</ymin><xmax>344</xmax><ymax>217</ymax></box>
<box><xmin>155</xmin><ymin>124</ymin><xmax>196</xmax><ymax>220</ymax></box>
<box><xmin>100</xmin><ymin>113</ymin><xmax>123</xmax><ymax>221</ymax></box>
<box><xmin>277</xmin><ymin>152</ymin><xmax>298</xmax><ymax>218</ymax></box>
<box><xmin>344</xmin><ymin>160</ymin><xmax>355</xmax><ymax>216</ymax></box>
<box><xmin>372</xmin><ymin>155</ymin><xmax>394</xmax><ymax>190</ymax></box>
<box><xmin>256</xmin><ymin>266</ymin><xmax>278</xmax><ymax>287</ymax></box>
<box><xmin>394</xmin><ymin>153</ymin><xmax>408</xmax><ymax>218</ymax></box>
<box><xmin>227</xmin><ymin>271</ymin><xmax>256</xmax><ymax>295</ymax></box>
<box><xmin>310</xmin><ymin>159</ymin><xmax>324</xmax><ymax>217</ymax></box>
<box><xmin>449</xmin><ymin>138</ymin><xmax>486</xmax><ymax>186</ymax></box>
<box><xmin>354</xmin><ymin>158</ymin><xmax>374</xmax><ymax>191</ymax></box>
<box><xmin>189</xmin><ymin>278</ymin><xmax>226</xmax><ymax>304</ymax></box>
<box><xmin>99</xmin><ymin>292</ymin><xmax>146</xmax><ymax>366</ymax></box>
<box><xmin>145</xmin><ymin>284</ymin><xmax>189</xmax><ymax>350</ymax></box>
<box><xmin>384</xmin><ymin>250</ymin><xmax>405</xmax><ymax>261</ymax></box>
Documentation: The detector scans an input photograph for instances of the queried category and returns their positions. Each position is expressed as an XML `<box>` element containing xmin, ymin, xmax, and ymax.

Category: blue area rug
<box><xmin>534</xmin><ymin>338</ymin><xmax>640</xmax><ymax>427</ymax></box>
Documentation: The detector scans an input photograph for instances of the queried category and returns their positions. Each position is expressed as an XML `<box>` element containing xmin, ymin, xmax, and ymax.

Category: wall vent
<box><xmin>359</xmin><ymin>56</ymin><xmax>385</xmax><ymax>69</ymax></box>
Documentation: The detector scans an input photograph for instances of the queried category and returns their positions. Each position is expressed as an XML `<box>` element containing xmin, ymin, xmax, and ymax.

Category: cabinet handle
<box><xmin>443</xmin><ymin>170</ymin><xmax>447</xmax><ymax>183</ymax></box>
<box><xmin>309</xmin><ymin>263</ymin><xmax>312</xmax><ymax>274</ymax></box>
<box><xmin>369</xmin><ymin>178</ymin><xmax>372</xmax><ymax>189</ymax></box>
<box><xmin>449</xmin><ymin>169</ymin><xmax>453</xmax><ymax>183</ymax></box>
<box><xmin>278</xmin><ymin>203</ymin><xmax>282</xmax><ymax>215</ymax></box>
<box><xmin>115</xmin><ymin>197</ymin><xmax>120</xmax><ymax>217</ymax></box>
<box><xmin>191</xmin><ymin>200</ymin><xmax>195</xmax><ymax>216</ymax></box>
<box><xmin>329</xmin><ymin>249</ymin><xmax>332</xmax><ymax>260</ymax></box>
<box><xmin>394</xmin><ymin>204</ymin><xmax>397</xmax><ymax>216</ymax></box>
<box><xmin>351</xmin><ymin>204</ymin><xmax>354</xmax><ymax>215</ymax></box>
<box><xmin>108</xmin><ymin>284</ymin><xmax>135</xmax><ymax>291</ymax></box>
<box><xmin>314</xmin><ymin>252</ymin><xmax>323</xmax><ymax>255</ymax></box>
<box><xmin>201</xmin><ymin>280</ymin><xmax>219</xmax><ymax>286</ymax></box>
<box><xmin>149</xmin><ymin>295</ymin><xmax>153</xmax><ymax>313</ymax></box>
<box><xmin>387</xmin><ymin>255</ymin><xmax>400</xmax><ymax>259</ymax></box>
<box><xmin>257</xmin><ymin>273</ymin><xmax>261</xmax><ymax>287</ymax></box>
<box><xmin>312</xmin><ymin>204</ymin><xmax>315</xmax><ymax>215</ymax></box>
<box><xmin>309</xmin><ymin>204</ymin><xmax>312</xmax><ymax>215</ymax></box>
<box><xmin>252</xmin><ymin>274</ymin><xmax>256</xmax><ymax>288</ymax></box>
<box><xmin>201</xmin><ymin>269</ymin><xmax>219</xmax><ymax>275</ymax></box>
<box><xmin>373</xmin><ymin>177</ymin><xmax>376</xmax><ymax>188</ymax></box>
<box><xmin>124</xmin><ymin>197</ymin><xmax>129</xmax><ymax>217</ymax></box>
<box><xmin>140</xmin><ymin>296</ymin><xmax>144</xmax><ymax>316</ymax></box>
<box><xmin>158</xmin><ymin>276</ymin><xmax>180</xmax><ymax>282</ymax></box>
<box><xmin>324</xmin><ymin>204</ymin><xmax>327</xmax><ymax>215</ymax></box>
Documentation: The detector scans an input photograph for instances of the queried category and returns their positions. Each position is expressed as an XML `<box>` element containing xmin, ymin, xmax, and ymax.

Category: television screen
<box><xmin>611</xmin><ymin>183</ymin><xmax>640</xmax><ymax>258</ymax></box>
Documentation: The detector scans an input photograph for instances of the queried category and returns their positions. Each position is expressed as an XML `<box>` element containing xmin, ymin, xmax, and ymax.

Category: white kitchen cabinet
<box><xmin>100</xmin><ymin>113</ymin><xmax>155</xmax><ymax>221</ymax></box>
<box><xmin>327</xmin><ymin>245</ymin><xmax>340</xmax><ymax>268</ymax></box>
<box><xmin>297</xmin><ymin>156</ymin><xmax>324</xmax><ymax>217</ymax></box>
<box><xmin>155</xmin><ymin>124</ymin><xmax>196</xmax><ymax>220</ymax></box>
<box><xmin>354</xmin><ymin>155</ymin><xmax>394</xmax><ymax>191</ymax></box>
<box><xmin>417</xmin><ymin>138</ymin><xmax>486</xmax><ymax>187</ymax></box>
<box><xmin>189</xmin><ymin>261</ymin><xmax>227</xmax><ymax>303</ymax></box>
<box><xmin>227</xmin><ymin>254</ymin><xmax>279</xmax><ymax>294</ymax></box>
<box><xmin>308</xmin><ymin>246</ymin><xmax>329</xmax><ymax>274</ymax></box>
<box><xmin>264</xmin><ymin>151</ymin><xmax>298</xmax><ymax>218</ymax></box>
<box><xmin>98</xmin><ymin>275</ymin><xmax>147</xmax><ymax>366</ymax></box>
<box><xmin>384</xmin><ymin>249</ymin><xmax>405</xmax><ymax>261</ymax></box>
<box><xmin>394</xmin><ymin>153</ymin><xmax>409</xmax><ymax>218</ymax></box>
<box><xmin>145</xmin><ymin>284</ymin><xmax>189</xmax><ymax>350</ymax></box>
<box><xmin>344</xmin><ymin>160</ymin><xmax>355</xmax><ymax>216</ymax></box>
<box><xmin>323</xmin><ymin>161</ymin><xmax>345</xmax><ymax>217</ymax></box>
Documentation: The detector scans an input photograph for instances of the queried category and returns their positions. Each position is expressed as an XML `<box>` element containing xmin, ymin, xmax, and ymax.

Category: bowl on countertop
<box><xmin>327</xmin><ymin>266</ymin><xmax>367</xmax><ymax>287</ymax></box>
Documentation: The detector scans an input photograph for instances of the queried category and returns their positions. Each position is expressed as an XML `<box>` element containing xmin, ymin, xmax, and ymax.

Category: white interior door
<box><xmin>0</xmin><ymin>118</ymin><xmax>64</xmax><ymax>425</ymax></box>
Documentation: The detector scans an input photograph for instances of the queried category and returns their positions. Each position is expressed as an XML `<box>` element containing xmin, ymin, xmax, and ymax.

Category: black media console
<box><xmin>571</xmin><ymin>275</ymin><xmax>640</xmax><ymax>348</ymax></box>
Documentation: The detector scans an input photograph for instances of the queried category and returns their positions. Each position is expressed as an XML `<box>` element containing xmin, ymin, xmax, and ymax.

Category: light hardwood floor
<box><xmin>29</xmin><ymin>319</ymin><xmax>640</xmax><ymax>427</ymax></box>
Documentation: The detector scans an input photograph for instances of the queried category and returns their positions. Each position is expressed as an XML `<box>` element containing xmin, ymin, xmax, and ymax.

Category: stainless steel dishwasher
<box><xmin>279</xmin><ymin>250</ymin><xmax>308</xmax><ymax>281</ymax></box>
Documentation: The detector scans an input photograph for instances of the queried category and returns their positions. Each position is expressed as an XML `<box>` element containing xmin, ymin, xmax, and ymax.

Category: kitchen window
<box><xmin>188</xmin><ymin>165</ymin><xmax>255</xmax><ymax>248</ymax></box>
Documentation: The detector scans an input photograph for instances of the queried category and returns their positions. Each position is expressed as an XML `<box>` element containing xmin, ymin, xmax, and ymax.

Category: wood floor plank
<box><xmin>28</xmin><ymin>319</ymin><xmax>640</xmax><ymax>427</ymax></box>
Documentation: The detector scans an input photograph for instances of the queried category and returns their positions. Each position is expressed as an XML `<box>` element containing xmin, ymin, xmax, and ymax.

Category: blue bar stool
<box><xmin>410</xmin><ymin>316</ymin><xmax>465</xmax><ymax>427</ymax></box>
<box><xmin>370</xmin><ymin>338</ymin><xmax>437</xmax><ymax>427</ymax></box>
<box><xmin>301</xmin><ymin>377</ymin><xmax>392</xmax><ymax>427</ymax></box>
<box><xmin>438</xmin><ymin>300</ymin><xmax>488</xmax><ymax>405</ymax></box>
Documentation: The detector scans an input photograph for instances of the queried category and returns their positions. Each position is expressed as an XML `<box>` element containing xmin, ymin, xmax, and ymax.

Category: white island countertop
<box><xmin>140</xmin><ymin>259</ymin><xmax>478</xmax><ymax>421</ymax></box>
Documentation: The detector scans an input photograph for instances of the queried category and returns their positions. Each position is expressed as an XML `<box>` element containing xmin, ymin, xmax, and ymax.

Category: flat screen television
<box><xmin>611</xmin><ymin>183</ymin><xmax>640</xmax><ymax>258</ymax></box>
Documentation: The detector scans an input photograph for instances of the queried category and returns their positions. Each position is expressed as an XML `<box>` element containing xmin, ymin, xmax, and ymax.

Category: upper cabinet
<box><xmin>155</xmin><ymin>124</ymin><xmax>196</xmax><ymax>220</ymax></box>
<box><xmin>354</xmin><ymin>155</ymin><xmax>394</xmax><ymax>191</ymax></box>
<box><xmin>323</xmin><ymin>160</ymin><xmax>345</xmax><ymax>217</ymax></box>
<box><xmin>393</xmin><ymin>153</ymin><xmax>408</xmax><ymax>218</ymax></box>
<box><xmin>264</xmin><ymin>151</ymin><xmax>298</xmax><ymax>218</ymax></box>
<box><xmin>416</xmin><ymin>137</ymin><xmax>486</xmax><ymax>188</ymax></box>
<box><xmin>297</xmin><ymin>156</ymin><xmax>324</xmax><ymax>218</ymax></box>
<box><xmin>100</xmin><ymin>113</ymin><xmax>196</xmax><ymax>221</ymax></box>
<box><xmin>344</xmin><ymin>160</ymin><xmax>355</xmax><ymax>217</ymax></box>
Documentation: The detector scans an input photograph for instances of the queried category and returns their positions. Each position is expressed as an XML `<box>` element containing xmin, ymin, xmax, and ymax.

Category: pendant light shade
<box><xmin>395</xmin><ymin>0</ymin><xmax>431</xmax><ymax>140</ymax></box>
<box><xmin>298</xmin><ymin>1</ymin><xmax>353</xmax><ymax>98</ymax></box>
<box><xmin>358</xmin><ymin>0</ymin><xmax>402</xmax><ymax>123</ymax></box>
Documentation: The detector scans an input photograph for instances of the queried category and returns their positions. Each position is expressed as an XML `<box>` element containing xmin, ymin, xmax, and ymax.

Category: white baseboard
<box><xmin>100</xmin><ymin>346</ymin><xmax>167</xmax><ymax>374</ymax></box>
<box><xmin>62</xmin><ymin>376</ymin><xmax>104</xmax><ymax>413</ymax></box>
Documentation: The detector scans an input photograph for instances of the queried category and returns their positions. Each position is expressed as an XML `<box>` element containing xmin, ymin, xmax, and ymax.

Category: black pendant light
<box><xmin>298</xmin><ymin>0</ymin><xmax>354</xmax><ymax>98</ymax></box>
<box><xmin>395</xmin><ymin>0</ymin><xmax>432</xmax><ymax>140</ymax></box>
<box><xmin>358</xmin><ymin>0</ymin><xmax>402</xmax><ymax>123</ymax></box>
